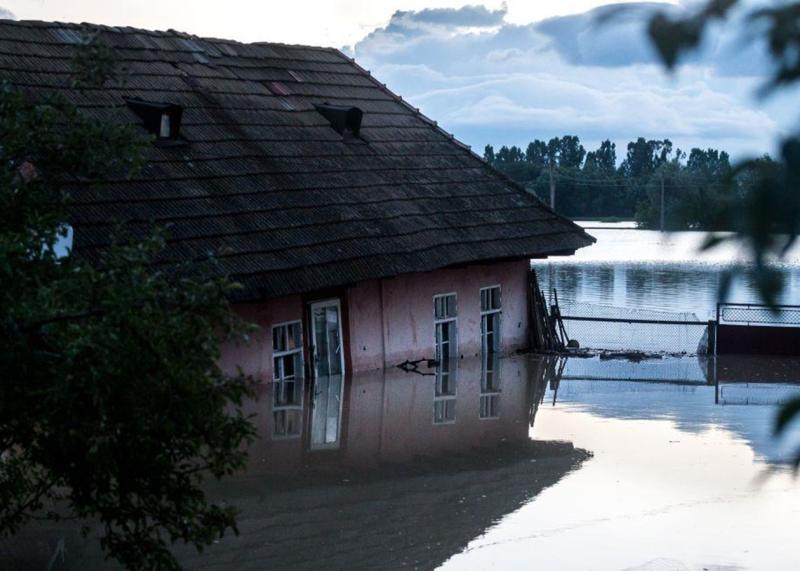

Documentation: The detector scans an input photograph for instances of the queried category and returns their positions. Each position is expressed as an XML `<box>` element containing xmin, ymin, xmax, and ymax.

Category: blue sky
<box><xmin>350</xmin><ymin>2</ymin><xmax>793</xmax><ymax>160</ymax></box>
<box><xmin>2</xmin><ymin>0</ymin><xmax>793</xmax><ymax>159</ymax></box>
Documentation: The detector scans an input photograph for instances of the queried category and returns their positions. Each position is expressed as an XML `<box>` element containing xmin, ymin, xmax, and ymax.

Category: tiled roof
<box><xmin>0</xmin><ymin>20</ymin><xmax>594</xmax><ymax>300</ymax></box>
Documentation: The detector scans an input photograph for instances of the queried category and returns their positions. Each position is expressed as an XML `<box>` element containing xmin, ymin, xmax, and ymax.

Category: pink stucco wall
<box><xmin>219</xmin><ymin>258</ymin><xmax>530</xmax><ymax>379</ymax></box>
<box><xmin>219</xmin><ymin>294</ymin><xmax>304</xmax><ymax>383</ymax></box>
<box><xmin>349</xmin><ymin>258</ymin><xmax>530</xmax><ymax>371</ymax></box>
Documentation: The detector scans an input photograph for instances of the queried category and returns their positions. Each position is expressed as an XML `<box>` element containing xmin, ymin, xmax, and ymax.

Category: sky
<box><xmin>2</xmin><ymin>0</ymin><xmax>794</xmax><ymax>159</ymax></box>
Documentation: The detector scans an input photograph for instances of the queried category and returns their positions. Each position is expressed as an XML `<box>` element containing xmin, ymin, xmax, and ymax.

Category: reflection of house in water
<box><xmin>1</xmin><ymin>355</ymin><xmax>588</xmax><ymax>570</ymax></box>
<box><xmin>172</xmin><ymin>356</ymin><xmax>585</xmax><ymax>570</ymax></box>
<box><xmin>249</xmin><ymin>356</ymin><xmax>545</xmax><ymax>475</ymax></box>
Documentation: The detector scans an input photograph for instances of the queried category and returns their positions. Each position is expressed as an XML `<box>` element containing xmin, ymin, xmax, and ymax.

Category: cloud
<box><xmin>390</xmin><ymin>4</ymin><xmax>507</xmax><ymax>29</ymax></box>
<box><xmin>353</xmin><ymin>2</ymin><xmax>787</xmax><ymax>159</ymax></box>
<box><xmin>533</xmin><ymin>3</ymin><xmax>669</xmax><ymax>67</ymax></box>
<box><xmin>354</xmin><ymin>4</ymin><xmax>510</xmax><ymax>56</ymax></box>
<box><xmin>0</xmin><ymin>6</ymin><xmax>15</xmax><ymax>20</ymax></box>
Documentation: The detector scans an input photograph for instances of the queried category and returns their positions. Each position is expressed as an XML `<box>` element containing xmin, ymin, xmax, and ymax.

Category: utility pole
<box><xmin>659</xmin><ymin>171</ymin><xmax>665</xmax><ymax>232</ymax></box>
<box><xmin>549</xmin><ymin>163</ymin><xmax>556</xmax><ymax>210</ymax></box>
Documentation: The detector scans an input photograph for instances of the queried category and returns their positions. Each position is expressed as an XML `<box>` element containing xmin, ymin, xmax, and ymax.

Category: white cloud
<box><xmin>353</xmin><ymin>2</ymin><xmax>787</xmax><ymax>159</ymax></box>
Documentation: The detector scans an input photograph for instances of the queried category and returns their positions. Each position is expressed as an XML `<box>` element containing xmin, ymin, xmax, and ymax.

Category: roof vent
<box><xmin>314</xmin><ymin>103</ymin><xmax>363</xmax><ymax>139</ymax></box>
<box><xmin>124</xmin><ymin>97</ymin><xmax>185</xmax><ymax>145</ymax></box>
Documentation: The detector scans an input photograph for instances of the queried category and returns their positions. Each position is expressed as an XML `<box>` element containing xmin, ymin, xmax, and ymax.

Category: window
<box><xmin>480</xmin><ymin>352</ymin><xmax>501</xmax><ymax>419</ymax></box>
<box><xmin>272</xmin><ymin>321</ymin><xmax>304</xmax><ymax>438</ymax></box>
<box><xmin>434</xmin><ymin>398</ymin><xmax>456</xmax><ymax>424</ymax></box>
<box><xmin>479</xmin><ymin>394</ymin><xmax>499</xmax><ymax>419</ymax></box>
<box><xmin>479</xmin><ymin>287</ymin><xmax>501</xmax><ymax>419</ymax></box>
<box><xmin>433</xmin><ymin>366</ymin><xmax>457</xmax><ymax>424</ymax></box>
<box><xmin>433</xmin><ymin>293</ymin><xmax>458</xmax><ymax>424</ymax></box>
<box><xmin>434</xmin><ymin>293</ymin><xmax>458</xmax><ymax>366</ymax></box>
<box><xmin>273</xmin><ymin>409</ymin><xmax>302</xmax><ymax>438</ymax></box>
<box><xmin>480</xmin><ymin>286</ymin><xmax>502</xmax><ymax>361</ymax></box>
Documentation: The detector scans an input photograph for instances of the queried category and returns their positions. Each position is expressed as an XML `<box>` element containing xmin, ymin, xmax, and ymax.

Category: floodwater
<box><xmin>8</xmin><ymin>225</ymin><xmax>800</xmax><ymax>570</ymax></box>
<box><xmin>536</xmin><ymin>222</ymin><xmax>800</xmax><ymax>320</ymax></box>
<box><xmin>10</xmin><ymin>354</ymin><xmax>800</xmax><ymax>570</ymax></box>
<box><xmin>443</xmin><ymin>369</ymin><xmax>800</xmax><ymax>571</ymax></box>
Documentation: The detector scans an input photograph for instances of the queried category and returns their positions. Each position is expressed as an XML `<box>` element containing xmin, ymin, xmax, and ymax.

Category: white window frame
<box><xmin>479</xmin><ymin>393</ymin><xmax>500</xmax><ymax>420</ymax></box>
<box><xmin>271</xmin><ymin>320</ymin><xmax>305</xmax><ymax>439</ymax></box>
<box><xmin>479</xmin><ymin>286</ymin><xmax>502</xmax><ymax>420</ymax></box>
<box><xmin>433</xmin><ymin>292</ymin><xmax>458</xmax><ymax>365</ymax></box>
<box><xmin>307</xmin><ymin>298</ymin><xmax>346</xmax><ymax>450</ymax></box>
<box><xmin>433</xmin><ymin>395</ymin><xmax>457</xmax><ymax>425</ymax></box>
<box><xmin>480</xmin><ymin>285</ymin><xmax>502</xmax><ymax>360</ymax></box>
<box><xmin>432</xmin><ymin>293</ymin><xmax>458</xmax><ymax>425</ymax></box>
<box><xmin>433</xmin><ymin>365</ymin><xmax>457</xmax><ymax>425</ymax></box>
<box><xmin>480</xmin><ymin>353</ymin><xmax>501</xmax><ymax>420</ymax></box>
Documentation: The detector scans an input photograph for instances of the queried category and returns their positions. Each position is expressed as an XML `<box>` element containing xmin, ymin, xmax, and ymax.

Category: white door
<box><xmin>309</xmin><ymin>299</ymin><xmax>345</xmax><ymax>449</ymax></box>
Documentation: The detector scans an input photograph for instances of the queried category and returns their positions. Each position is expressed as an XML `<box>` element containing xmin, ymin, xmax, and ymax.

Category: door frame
<box><xmin>308</xmin><ymin>298</ymin><xmax>346</xmax><ymax>380</ymax></box>
<box><xmin>306</xmin><ymin>297</ymin><xmax>347</xmax><ymax>451</ymax></box>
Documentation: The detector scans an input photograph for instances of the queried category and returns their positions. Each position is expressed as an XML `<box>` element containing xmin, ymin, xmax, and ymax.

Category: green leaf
<box><xmin>775</xmin><ymin>396</ymin><xmax>800</xmax><ymax>435</ymax></box>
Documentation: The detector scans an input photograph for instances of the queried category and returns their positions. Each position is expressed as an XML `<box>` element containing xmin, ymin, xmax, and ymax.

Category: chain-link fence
<box><xmin>540</xmin><ymin>301</ymin><xmax>800</xmax><ymax>390</ymax></box>
<box><xmin>718</xmin><ymin>303</ymin><xmax>800</xmax><ymax>327</ymax></box>
<box><xmin>559</xmin><ymin>303</ymin><xmax>711</xmax><ymax>354</ymax></box>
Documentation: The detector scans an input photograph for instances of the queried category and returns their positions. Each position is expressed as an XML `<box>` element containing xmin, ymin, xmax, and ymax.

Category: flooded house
<box><xmin>2</xmin><ymin>21</ymin><xmax>592</xmax><ymax>459</ymax></box>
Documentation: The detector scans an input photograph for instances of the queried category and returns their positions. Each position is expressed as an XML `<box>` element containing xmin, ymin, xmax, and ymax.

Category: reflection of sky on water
<box><xmin>444</xmin><ymin>401</ymin><xmax>800</xmax><ymax>571</ymax></box>
<box><xmin>535</xmin><ymin>228</ymin><xmax>800</xmax><ymax>320</ymax></box>
<box><xmin>546</xmin><ymin>377</ymin><xmax>800</xmax><ymax>464</ymax></box>
<box><xmin>562</xmin><ymin>355</ymin><xmax>708</xmax><ymax>382</ymax></box>
<box><xmin>442</xmin><ymin>355</ymin><xmax>800</xmax><ymax>571</ymax></box>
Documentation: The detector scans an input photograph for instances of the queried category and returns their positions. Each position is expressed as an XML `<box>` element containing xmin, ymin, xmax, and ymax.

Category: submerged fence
<box><xmin>716</xmin><ymin>303</ymin><xmax>800</xmax><ymax>356</ymax></box>
<box><xmin>549</xmin><ymin>300</ymin><xmax>800</xmax><ymax>386</ymax></box>
<box><xmin>558</xmin><ymin>303</ymin><xmax>711</xmax><ymax>355</ymax></box>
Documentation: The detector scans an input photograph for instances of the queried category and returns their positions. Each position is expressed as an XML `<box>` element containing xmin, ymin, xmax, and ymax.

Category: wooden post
<box><xmin>527</xmin><ymin>268</ymin><xmax>544</xmax><ymax>351</ymax></box>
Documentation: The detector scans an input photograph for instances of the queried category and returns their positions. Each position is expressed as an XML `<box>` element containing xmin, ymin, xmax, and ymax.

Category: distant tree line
<box><xmin>483</xmin><ymin>136</ymin><xmax>776</xmax><ymax>230</ymax></box>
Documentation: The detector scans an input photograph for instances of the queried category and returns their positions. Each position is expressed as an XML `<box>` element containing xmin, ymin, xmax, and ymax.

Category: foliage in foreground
<box><xmin>0</xmin><ymin>71</ymin><xmax>255</xmax><ymax>567</ymax></box>
<box><xmin>643</xmin><ymin>0</ymin><xmax>800</xmax><ymax>457</ymax></box>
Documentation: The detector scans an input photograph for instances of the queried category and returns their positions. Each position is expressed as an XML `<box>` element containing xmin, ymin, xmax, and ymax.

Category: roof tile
<box><xmin>1</xmin><ymin>19</ymin><xmax>593</xmax><ymax>300</ymax></box>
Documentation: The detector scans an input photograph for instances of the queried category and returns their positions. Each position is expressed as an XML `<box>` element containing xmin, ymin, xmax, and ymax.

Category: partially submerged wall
<box><xmin>220</xmin><ymin>258</ymin><xmax>530</xmax><ymax>379</ymax></box>
<box><xmin>348</xmin><ymin>259</ymin><xmax>530</xmax><ymax>370</ymax></box>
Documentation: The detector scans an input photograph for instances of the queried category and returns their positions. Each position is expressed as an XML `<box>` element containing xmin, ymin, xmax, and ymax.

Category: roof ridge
<box><xmin>5</xmin><ymin>19</ymin><xmax>335</xmax><ymax>52</ymax></box>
